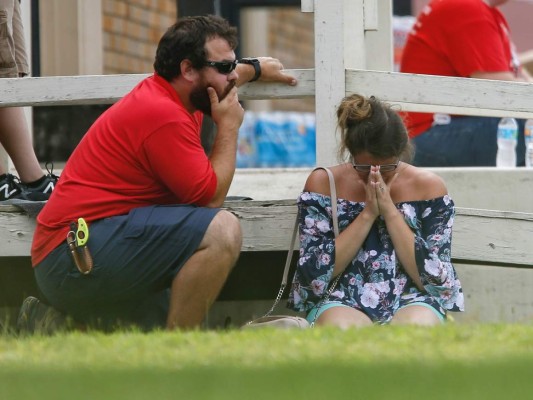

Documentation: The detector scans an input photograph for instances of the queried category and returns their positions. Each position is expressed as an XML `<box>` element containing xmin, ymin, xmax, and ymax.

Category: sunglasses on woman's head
<box><xmin>203</xmin><ymin>59</ymin><xmax>238</xmax><ymax>74</ymax></box>
<box><xmin>352</xmin><ymin>161</ymin><xmax>400</xmax><ymax>173</ymax></box>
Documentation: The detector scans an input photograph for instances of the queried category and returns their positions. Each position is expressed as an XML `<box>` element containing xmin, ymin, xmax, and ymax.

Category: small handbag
<box><xmin>242</xmin><ymin>167</ymin><xmax>341</xmax><ymax>329</ymax></box>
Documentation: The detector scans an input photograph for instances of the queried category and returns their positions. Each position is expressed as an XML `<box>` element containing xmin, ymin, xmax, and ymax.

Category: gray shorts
<box><xmin>35</xmin><ymin>205</ymin><xmax>220</xmax><ymax>330</ymax></box>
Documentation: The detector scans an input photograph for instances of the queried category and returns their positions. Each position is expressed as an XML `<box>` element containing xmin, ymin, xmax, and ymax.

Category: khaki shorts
<box><xmin>0</xmin><ymin>1</ymin><xmax>29</xmax><ymax>78</ymax></box>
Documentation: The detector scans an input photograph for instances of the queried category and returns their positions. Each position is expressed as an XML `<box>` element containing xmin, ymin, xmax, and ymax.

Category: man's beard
<box><xmin>189</xmin><ymin>80</ymin><xmax>236</xmax><ymax>116</ymax></box>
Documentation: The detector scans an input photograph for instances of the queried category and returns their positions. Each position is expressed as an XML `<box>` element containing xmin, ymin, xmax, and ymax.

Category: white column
<box><xmin>39</xmin><ymin>0</ymin><xmax>103</xmax><ymax>76</ymax></box>
<box><xmin>241</xmin><ymin>7</ymin><xmax>270</xmax><ymax>112</ymax></box>
<box><xmin>77</xmin><ymin>0</ymin><xmax>103</xmax><ymax>75</ymax></box>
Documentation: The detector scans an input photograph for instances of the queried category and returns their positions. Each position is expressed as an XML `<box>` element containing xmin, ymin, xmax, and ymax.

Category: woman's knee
<box><xmin>391</xmin><ymin>305</ymin><xmax>442</xmax><ymax>326</ymax></box>
<box><xmin>316</xmin><ymin>306</ymin><xmax>372</xmax><ymax>329</ymax></box>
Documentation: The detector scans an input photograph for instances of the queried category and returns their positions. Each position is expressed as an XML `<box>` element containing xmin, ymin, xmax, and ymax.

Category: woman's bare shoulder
<box><xmin>304</xmin><ymin>165</ymin><xmax>350</xmax><ymax>196</ymax></box>
<box><xmin>304</xmin><ymin>167</ymin><xmax>332</xmax><ymax>195</ymax></box>
<box><xmin>408</xmin><ymin>167</ymin><xmax>448</xmax><ymax>199</ymax></box>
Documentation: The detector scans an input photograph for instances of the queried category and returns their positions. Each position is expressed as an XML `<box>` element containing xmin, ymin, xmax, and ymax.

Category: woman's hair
<box><xmin>154</xmin><ymin>15</ymin><xmax>238</xmax><ymax>82</ymax></box>
<box><xmin>337</xmin><ymin>94</ymin><xmax>413</xmax><ymax>162</ymax></box>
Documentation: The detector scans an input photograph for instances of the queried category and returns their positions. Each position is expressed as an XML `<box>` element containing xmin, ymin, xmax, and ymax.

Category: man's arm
<box><xmin>205</xmin><ymin>57</ymin><xmax>297</xmax><ymax>207</ymax></box>
<box><xmin>205</xmin><ymin>86</ymin><xmax>244</xmax><ymax>207</ymax></box>
<box><xmin>235</xmin><ymin>57</ymin><xmax>297</xmax><ymax>87</ymax></box>
<box><xmin>204</xmin><ymin>57</ymin><xmax>297</xmax><ymax>206</ymax></box>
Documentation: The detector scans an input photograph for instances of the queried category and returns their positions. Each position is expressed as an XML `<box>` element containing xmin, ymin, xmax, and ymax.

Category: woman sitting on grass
<box><xmin>288</xmin><ymin>94</ymin><xmax>464</xmax><ymax>328</ymax></box>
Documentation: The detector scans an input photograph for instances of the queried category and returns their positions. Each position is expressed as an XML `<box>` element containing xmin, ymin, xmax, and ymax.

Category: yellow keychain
<box><xmin>76</xmin><ymin>217</ymin><xmax>89</xmax><ymax>247</ymax></box>
<box><xmin>66</xmin><ymin>217</ymin><xmax>93</xmax><ymax>275</ymax></box>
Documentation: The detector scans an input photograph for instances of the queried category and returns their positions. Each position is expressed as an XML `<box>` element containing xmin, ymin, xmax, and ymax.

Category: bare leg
<box><xmin>316</xmin><ymin>306</ymin><xmax>373</xmax><ymax>329</ymax></box>
<box><xmin>166</xmin><ymin>210</ymin><xmax>242</xmax><ymax>329</ymax></box>
<box><xmin>390</xmin><ymin>305</ymin><xmax>441</xmax><ymax>326</ymax></box>
<box><xmin>0</xmin><ymin>107</ymin><xmax>44</xmax><ymax>182</ymax></box>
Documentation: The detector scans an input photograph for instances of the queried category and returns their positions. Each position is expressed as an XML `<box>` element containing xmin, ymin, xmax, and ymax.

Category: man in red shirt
<box><xmin>18</xmin><ymin>15</ymin><xmax>297</xmax><ymax>333</ymax></box>
<box><xmin>400</xmin><ymin>0</ymin><xmax>531</xmax><ymax>166</ymax></box>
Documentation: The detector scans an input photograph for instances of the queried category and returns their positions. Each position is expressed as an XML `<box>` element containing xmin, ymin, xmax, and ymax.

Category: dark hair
<box><xmin>153</xmin><ymin>15</ymin><xmax>238</xmax><ymax>82</ymax></box>
<box><xmin>337</xmin><ymin>94</ymin><xmax>413</xmax><ymax>162</ymax></box>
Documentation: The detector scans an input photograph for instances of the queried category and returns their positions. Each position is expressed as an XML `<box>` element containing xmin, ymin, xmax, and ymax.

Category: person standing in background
<box><xmin>0</xmin><ymin>0</ymin><xmax>58</xmax><ymax>200</ymax></box>
<box><xmin>400</xmin><ymin>0</ymin><xmax>532</xmax><ymax>167</ymax></box>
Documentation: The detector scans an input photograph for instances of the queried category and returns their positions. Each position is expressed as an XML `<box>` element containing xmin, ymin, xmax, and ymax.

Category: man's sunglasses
<box><xmin>352</xmin><ymin>161</ymin><xmax>400</xmax><ymax>173</ymax></box>
<box><xmin>204</xmin><ymin>59</ymin><xmax>238</xmax><ymax>74</ymax></box>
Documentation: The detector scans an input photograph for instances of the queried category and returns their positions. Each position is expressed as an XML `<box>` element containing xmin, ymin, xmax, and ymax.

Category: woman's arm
<box><xmin>374</xmin><ymin>168</ymin><xmax>448</xmax><ymax>290</ymax></box>
<box><xmin>303</xmin><ymin>168</ymin><xmax>377</xmax><ymax>278</ymax></box>
<box><xmin>376</xmin><ymin>168</ymin><xmax>463</xmax><ymax>311</ymax></box>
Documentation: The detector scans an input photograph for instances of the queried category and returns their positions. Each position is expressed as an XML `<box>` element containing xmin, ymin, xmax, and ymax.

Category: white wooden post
<box><xmin>310</xmin><ymin>0</ymin><xmax>366</xmax><ymax>166</ymax></box>
<box><xmin>364</xmin><ymin>0</ymin><xmax>393</xmax><ymax>71</ymax></box>
<box><xmin>301</xmin><ymin>0</ymin><xmax>313</xmax><ymax>12</ymax></box>
<box><xmin>304</xmin><ymin>0</ymin><xmax>387</xmax><ymax>165</ymax></box>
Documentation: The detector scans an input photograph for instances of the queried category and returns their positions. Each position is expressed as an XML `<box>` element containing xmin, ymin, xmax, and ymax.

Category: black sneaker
<box><xmin>14</xmin><ymin>163</ymin><xmax>59</xmax><ymax>201</ymax></box>
<box><xmin>0</xmin><ymin>173</ymin><xmax>23</xmax><ymax>200</ymax></box>
<box><xmin>17</xmin><ymin>296</ymin><xmax>69</xmax><ymax>335</ymax></box>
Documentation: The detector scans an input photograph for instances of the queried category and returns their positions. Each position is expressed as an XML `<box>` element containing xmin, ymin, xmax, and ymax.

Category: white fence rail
<box><xmin>2</xmin><ymin>69</ymin><xmax>532</xmax><ymax>120</ymax></box>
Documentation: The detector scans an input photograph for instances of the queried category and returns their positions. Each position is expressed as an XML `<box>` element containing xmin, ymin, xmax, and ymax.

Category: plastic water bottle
<box><xmin>525</xmin><ymin>119</ymin><xmax>533</xmax><ymax>168</ymax></box>
<box><xmin>496</xmin><ymin>117</ymin><xmax>518</xmax><ymax>168</ymax></box>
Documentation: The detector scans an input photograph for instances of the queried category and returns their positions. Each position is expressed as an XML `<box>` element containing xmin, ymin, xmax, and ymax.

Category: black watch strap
<box><xmin>239</xmin><ymin>58</ymin><xmax>261</xmax><ymax>82</ymax></box>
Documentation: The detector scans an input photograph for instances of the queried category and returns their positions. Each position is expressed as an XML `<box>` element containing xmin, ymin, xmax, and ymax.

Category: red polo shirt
<box><xmin>32</xmin><ymin>74</ymin><xmax>217</xmax><ymax>266</ymax></box>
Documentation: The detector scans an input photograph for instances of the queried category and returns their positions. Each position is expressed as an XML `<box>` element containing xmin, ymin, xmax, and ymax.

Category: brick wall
<box><xmin>102</xmin><ymin>0</ymin><xmax>177</xmax><ymax>74</ymax></box>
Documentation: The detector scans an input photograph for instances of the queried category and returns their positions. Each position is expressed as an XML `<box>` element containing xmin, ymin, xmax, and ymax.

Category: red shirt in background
<box><xmin>32</xmin><ymin>74</ymin><xmax>217</xmax><ymax>266</ymax></box>
<box><xmin>400</xmin><ymin>0</ymin><xmax>519</xmax><ymax>137</ymax></box>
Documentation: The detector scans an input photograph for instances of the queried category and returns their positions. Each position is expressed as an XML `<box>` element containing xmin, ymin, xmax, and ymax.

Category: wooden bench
<box><xmin>2</xmin><ymin>199</ymin><xmax>533</xmax><ymax>327</ymax></box>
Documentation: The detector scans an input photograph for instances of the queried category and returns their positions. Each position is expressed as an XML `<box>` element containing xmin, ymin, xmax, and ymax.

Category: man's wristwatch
<box><xmin>239</xmin><ymin>58</ymin><xmax>261</xmax><ymax>82</ymax></box>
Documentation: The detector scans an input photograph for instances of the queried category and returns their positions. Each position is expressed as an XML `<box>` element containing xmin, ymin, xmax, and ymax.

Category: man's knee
<box><xmin>208</xmin><ymin>210</ymin><xmax>242</xmax><ymax>255</ymax></box>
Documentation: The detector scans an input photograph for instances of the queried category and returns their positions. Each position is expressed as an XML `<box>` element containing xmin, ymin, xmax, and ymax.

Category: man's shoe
<box><xmin>0</xmin><ymin>173</ymin><xmax>22</xmax><ymax>200</ymax></box>
<box><xmin>17</xmin><ymin>296</ymin><xmax>68</xmax><ymax>335</ymax></box>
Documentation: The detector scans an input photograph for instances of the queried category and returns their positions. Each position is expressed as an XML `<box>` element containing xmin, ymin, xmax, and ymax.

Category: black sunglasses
<box><xmin>203</xmin><ymin>59</ymin><xmax>238</xmax><ymax>74</ymax></box>
<box><xmin>352</xmin><ymin>161</ymin><xmax>400</xmax><ymax>173</ymax></box>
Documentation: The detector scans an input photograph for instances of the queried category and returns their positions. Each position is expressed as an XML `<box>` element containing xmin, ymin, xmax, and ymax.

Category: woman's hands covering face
<box><xmin>362</xmin><ymin>166</ymin><xmax>398</xmax><ymax>219</ymax></box>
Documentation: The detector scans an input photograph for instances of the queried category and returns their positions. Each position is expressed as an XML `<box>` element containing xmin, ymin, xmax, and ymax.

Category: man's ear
<box><xmin>181</xmin><ymin>59</ymin><xmax>198</xmax><ymax>82</ymax></box>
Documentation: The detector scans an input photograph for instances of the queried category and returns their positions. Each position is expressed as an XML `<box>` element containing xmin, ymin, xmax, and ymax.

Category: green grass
<box><xmin>1</xmin><ymin>324</ymin><xmax>533</xmax><ymax>399</ymax></box>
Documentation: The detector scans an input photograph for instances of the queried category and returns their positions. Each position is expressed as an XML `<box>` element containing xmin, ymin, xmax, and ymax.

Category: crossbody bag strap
<box><xmin>259</xmin><ymin>166</ymin><xmax>339</xmax><ymax>319</ymax></box>
<box><xmin>309</xmin><ymin>167</ymin><xmax>342</xmax><ymax>326</ymax></box>
<box><xmin>259</xmin><ymin>209</ymin><xmax>299</xmax><ymax>318</ymax></box>
<box><xmin>319</xmin><ymin>167</ymin><xmax>339</xmax><ymax>237</ymax></box>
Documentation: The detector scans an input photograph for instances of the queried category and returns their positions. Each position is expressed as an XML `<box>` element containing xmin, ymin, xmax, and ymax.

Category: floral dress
<box><xmin>287</xmin><ymin>192</ymin><xmax>464</xmax><ymax>324</ymax></box>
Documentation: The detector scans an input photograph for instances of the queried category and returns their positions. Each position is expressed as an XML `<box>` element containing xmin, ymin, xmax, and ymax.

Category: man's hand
<box><xmin>208</xmin><ymin>86</ymin><xmax>244</xmax><ymax>133</ymax></box>
<box><xmin>256</xmin><ymin>57</ymin><xmax>297</xmax><ymax>86</ymax></box>
<box><xmin>236</xmin><ymin>57</ymin><xmax>297</xmax><ymax>87</ymax></box>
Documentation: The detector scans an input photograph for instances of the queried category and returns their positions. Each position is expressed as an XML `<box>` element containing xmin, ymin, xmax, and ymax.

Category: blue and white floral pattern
<box><xmin>287</xmin><ymin>192</ymin><xmax>464</xmax><ymax>324</ymax></box>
